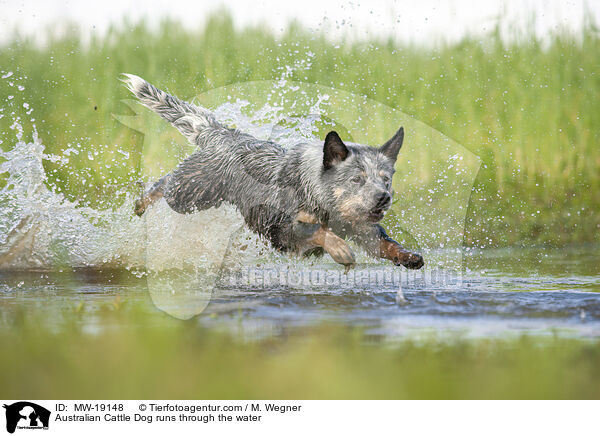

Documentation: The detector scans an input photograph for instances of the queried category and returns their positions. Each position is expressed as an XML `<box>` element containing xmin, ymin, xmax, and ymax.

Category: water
<box><xmin>1</xmin><ymin>80</ymin><xmax>598</xmax><ymax>342</ymax></box>
<box><xmin>1</xmin><ymin>247</ymin><xmax>599</xmax><ymax>341</ymax></box>
<box><xmin>177</xmin><ymin>246</ymin><xmax>600</xmax><ymax>340</ymax></box>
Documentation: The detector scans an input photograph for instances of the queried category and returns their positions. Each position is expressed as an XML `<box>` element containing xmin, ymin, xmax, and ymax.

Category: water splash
<box><xmin>0</xmin><ymin>128</ymin><xmax>146</xmax><ymax>270</ymax></box>
<box><xmin>0</xmin><ymin>94</ymin><xmax>329</xmax><ymax>274</ymax></box>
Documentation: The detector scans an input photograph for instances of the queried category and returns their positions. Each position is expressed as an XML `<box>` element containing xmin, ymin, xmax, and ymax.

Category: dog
<box><xmin>123</xmin><ymin>74</ymin><xmax>424</xmax><ymax>270</ymax></box>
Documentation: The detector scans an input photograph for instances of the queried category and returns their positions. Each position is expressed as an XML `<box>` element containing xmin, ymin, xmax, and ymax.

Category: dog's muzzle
<box><xmin>369</xmin><ymin>192</ymin><xmax>392</xmax><ymax>221</ymax></box>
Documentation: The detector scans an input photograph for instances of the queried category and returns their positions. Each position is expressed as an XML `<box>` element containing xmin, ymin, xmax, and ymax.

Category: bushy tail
<box><xmin>121</xmin><ymin>74</ymin><xmax>218</xmax><ymax>143</ymax></box>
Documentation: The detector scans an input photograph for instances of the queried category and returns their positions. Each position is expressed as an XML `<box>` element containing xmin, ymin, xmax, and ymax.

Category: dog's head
<box><xmin>321</xmin><ymin>128</ymin><xmax>404</xmax><ymax>225</ymax></box>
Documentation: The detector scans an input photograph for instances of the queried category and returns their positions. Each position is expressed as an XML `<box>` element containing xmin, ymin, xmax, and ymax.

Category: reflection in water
<box><xmin>0</xmin><ymin>247</ymin><xmax>599</xmax><ymax>341</ymax></box>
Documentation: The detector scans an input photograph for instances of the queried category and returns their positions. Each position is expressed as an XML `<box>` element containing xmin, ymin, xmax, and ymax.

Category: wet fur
<box><xmin>124</xmin><ymin>74</ymin><xmax>423</xmax><ymax>269</ymax></box>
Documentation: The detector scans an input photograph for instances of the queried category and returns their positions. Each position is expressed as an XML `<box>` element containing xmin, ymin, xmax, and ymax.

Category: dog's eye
<box><xmin>382</xmin><ymin>176</ymin><xmax>391</xmax><ymax>185</ymax></box>
<box><xmin>351</xmin><ymin>176</ymin><xmax>364</xmax><ymax>184</ymax></box>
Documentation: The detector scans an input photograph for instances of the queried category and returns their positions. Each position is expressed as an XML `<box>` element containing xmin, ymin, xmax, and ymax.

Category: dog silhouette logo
<box><xmin>3</xmin><ymin>402</ymin><xmax>50</xmax><ymax>433</ymax></box>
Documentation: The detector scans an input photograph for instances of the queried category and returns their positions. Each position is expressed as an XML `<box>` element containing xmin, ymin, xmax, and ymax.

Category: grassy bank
<box><xmin>1</xmin><ymin>303</ymin><xmax>599</xmax><ymax>399</ymax></box>
<box><xmin>0</xmin><ymin>13</ymin><xmax>598</xmax><ymax>246</ymax></box>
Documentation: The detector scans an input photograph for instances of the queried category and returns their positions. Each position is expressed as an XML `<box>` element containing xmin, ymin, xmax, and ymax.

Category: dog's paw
<box><xmin>401</xmin><ymin>253</ymin><xmax>424</xmax><ymax>269</ymax></box>
<box><xmin>329</xmin><ymin>242</ymin><xmax>356</xmax><ymax>267</ymax></box>
<box><xmin>389</xmin><ymin>249</ymin><xmax>424</xmax><ymax>269</ymax></box>
<box><xmin>133</xmin><ymin>199</ymin><xmax>146</xmax><ymax>217</ymax></box>
<box><xmin>324</xmin><ymin>234</ymin><xmax>356</xmax><ymax>267</ymax></box>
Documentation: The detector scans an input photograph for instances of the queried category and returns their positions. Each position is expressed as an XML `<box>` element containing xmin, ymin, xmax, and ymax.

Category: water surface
<box><xmin>1</xmin><ymin>246</ymin><xmax>598</xmax><ymax>341</ymax></box>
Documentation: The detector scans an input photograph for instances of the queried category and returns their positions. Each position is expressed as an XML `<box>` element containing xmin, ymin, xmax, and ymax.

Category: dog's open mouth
<box><xmin>368</xmin><ymin>208</ymin><xmax>385</xmax><ymax>221</ymax></box>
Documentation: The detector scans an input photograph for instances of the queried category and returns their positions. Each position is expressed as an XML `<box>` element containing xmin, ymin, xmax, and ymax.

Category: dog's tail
<box><xmin>121</xmin><ymin>74</ymin><xmax>219</xmax><ymax>144</ymax></box>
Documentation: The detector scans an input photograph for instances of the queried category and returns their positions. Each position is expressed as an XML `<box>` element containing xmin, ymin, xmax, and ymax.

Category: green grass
<box><xmin>1</xmin><ymin>12</ymin><xmax>599</xmax><ymax>246</ymax></box>
<box><xmin>1</xmin><ymin>303</ymin><xmax>599</xmax><ymax>399</ymax></box>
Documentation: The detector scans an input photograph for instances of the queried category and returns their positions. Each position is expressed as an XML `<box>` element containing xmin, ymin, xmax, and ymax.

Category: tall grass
<box><xmin>0</xmin><ymin>13</ymin><xmax>598</xmax><ymax>246</ymax></box>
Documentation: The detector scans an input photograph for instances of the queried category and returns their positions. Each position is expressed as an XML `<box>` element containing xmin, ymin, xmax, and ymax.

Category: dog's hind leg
<box><xmin>134</xmin><ymin>174</ymin><xmax>171</xmax><ymax>216</ymax></box>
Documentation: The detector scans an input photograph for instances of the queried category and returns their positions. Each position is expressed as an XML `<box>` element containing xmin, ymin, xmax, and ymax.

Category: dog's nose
<box><xmin>376</xmin><ymin>192</ymin><xmax>391</xmax><ymax>208</ymax></box>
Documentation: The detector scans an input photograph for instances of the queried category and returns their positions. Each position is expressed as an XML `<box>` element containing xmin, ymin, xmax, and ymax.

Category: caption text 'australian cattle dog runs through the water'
<box><xmin>124</xmin><ymin>74</ymin><xmax>424</xmax><ymax>271</ymax></box>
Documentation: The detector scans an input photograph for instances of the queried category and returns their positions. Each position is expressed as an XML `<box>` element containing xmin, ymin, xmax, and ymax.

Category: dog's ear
<box><xmin>379</xmin><ymin>127</ymin><xmax>404</xmax><ymax>162</ymax></box>
<box><xmin>323</xmin><ymin>131</ymin><xmax>349</xmax><ymax>169</ymax></box>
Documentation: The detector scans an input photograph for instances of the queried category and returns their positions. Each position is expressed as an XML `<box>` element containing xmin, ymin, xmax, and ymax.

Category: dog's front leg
<box><xmin>295</xmin><ymin>221</ymin><xmax>355</xmax><ymax>268</ymax></box>
<box><xmin>354</xmin><ymin>224</ymin><xmax>424</xmax><ymax>269</ymax></box>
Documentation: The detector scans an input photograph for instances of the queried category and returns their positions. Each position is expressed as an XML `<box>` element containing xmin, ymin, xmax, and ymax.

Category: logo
<box><xmin>3</xmin><ymin>402</ymin><xmax>50</xmax><ymax>433</ymax></box>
